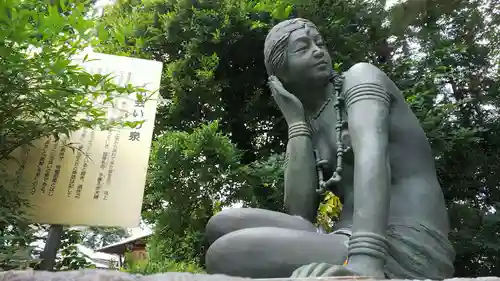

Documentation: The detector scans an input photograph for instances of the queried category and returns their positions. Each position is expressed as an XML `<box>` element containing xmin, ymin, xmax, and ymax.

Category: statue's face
<box><xmin>283</xmin><ymin>26</ymin><xmax>332</xmax><ymax>87</ymax></box>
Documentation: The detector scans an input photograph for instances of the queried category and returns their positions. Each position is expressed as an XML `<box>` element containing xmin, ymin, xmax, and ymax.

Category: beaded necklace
<box><xmin>311</xmin><ymin>72</ymin><xmax>349</xmax><ymax>194</ymax></box>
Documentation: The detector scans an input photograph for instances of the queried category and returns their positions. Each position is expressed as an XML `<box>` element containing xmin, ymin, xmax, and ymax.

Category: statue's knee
<box><xmin>205</xmin><ymin>209</ymin><xmax>236</xmax><ymax>244</ymax></box>
<box><xmin>205</xmin><ymin>234</ymin><xmax>235</xmax><ymax>274</ymax></box>
<box><xmin>206</xmin><ymin>228</ymin><xmax>268</xmax><ymax>277</ymax></box>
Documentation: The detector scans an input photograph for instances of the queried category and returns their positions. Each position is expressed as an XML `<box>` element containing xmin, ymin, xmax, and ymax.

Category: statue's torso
<box><xmin>309</xmin><ymin>65</ymin><xmax>450</xmax><ymax>233</ymax></box>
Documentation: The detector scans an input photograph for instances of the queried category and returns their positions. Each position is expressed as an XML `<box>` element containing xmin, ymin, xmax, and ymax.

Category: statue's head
<box><xmin>264</xmin><ymin>18</ymin><xmax>332</xmax><ymax>90</ymax></box>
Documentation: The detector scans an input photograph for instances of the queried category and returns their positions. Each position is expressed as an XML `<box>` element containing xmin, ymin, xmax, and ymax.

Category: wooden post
<box><xmin>39</xmin><ymin>224</ymin><xmax>64</xmax><ymax>271</ymax></box>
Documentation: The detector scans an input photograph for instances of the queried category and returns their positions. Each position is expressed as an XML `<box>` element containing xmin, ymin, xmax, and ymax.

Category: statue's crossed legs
<box><xmin>205</xmin><ymin>208</ymin><xmax>349</xmax><ymax>279</ymax></box>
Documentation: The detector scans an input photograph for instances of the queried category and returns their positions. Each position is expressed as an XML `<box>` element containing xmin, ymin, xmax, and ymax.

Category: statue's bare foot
<box><xmin>291</xmin><ymin>263</ymin><xmax>385</xmax><ymax>279</ymax></box>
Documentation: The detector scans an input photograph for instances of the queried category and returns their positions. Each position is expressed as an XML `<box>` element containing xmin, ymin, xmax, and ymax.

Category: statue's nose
<box><xmin>312</xmin><ymin>44</ymin><xmax>324</xmax><ymax>58</ymax></box>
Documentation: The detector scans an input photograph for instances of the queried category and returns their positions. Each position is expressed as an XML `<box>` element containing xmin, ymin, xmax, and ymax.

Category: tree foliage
<box><xmin>144</xmin><ymin>122</ymin><xmax>243</xmax><ymax>264</ymax></box>
<box><xmin>53</xmin><ymin>229</ymin><xmax>94</xmax><ymax>271</ymax></box>
<box><xmin>80</xmin><ymin>227</ymin><xmax>130</xmax><ymax>250</ymax></box>
<box><xmin>387</xmin><ymin>0</ymin><xmax>500</xmax><ymax>275</ymax></box>
<box><xmin>0</xmin><ymin>0</ymin><xmax>144</xmax><ymax>161</ymax></box>
<box><xmin>0</xmin><ymin>192</ymin><xmax>36</xmax><ymax>270</ymax></box>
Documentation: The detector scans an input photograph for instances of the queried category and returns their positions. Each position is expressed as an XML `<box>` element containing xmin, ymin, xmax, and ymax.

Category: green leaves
<box><xmin>144</xmin><ymin>122</ymin><xmax>243</xmax><ymax>263</ymax></box>
<box><xmin>0</xmin><ymin>169</ymin><xmax>34</xmax><ymax>270</ymax></box>
<box><xmin>251</xmin><ymin>0</ymin><xmax>293</xmax><ymax>20</ymax></box>
<box><xmin>53</xmin><ymin>229</ymin><xmax>93</xmax><ymax>271</ymax></box>
<box><xmin>0</xmin><ymin>0</ymin><xmax>148</xmax><ymax>160</ymax></box>
<box><xmin>388</xmin><ymin>0</ymin><xmax>500</xmax><ymax>276</ymax></box>
<box><xmin>317</xmin><ymin>192</ymin><xmax>342</xmax><ymax>233</ymax></box>
<box><xmin>124</xmin><ymin>253</ymin><xmax>205</xmax><ymax>275</ymax></box>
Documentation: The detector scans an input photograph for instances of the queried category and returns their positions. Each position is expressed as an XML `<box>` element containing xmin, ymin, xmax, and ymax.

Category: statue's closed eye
<box><xmin>292</xmin><ymin>43</ymin><xmax>308</xmax><ymax>53</ymax></box>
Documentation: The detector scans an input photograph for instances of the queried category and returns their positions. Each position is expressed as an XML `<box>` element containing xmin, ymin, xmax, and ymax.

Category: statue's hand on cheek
<box><xmin>268</xmin><ymin>75</ymin><xmax>305</xmax><ymax>125</ymax></box>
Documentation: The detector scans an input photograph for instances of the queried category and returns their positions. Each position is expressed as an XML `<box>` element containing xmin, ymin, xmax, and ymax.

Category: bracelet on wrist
<box><xmin>288</xmin><ymin>122</ymin><xmax>311</xmax><ymax>140</ymax></box>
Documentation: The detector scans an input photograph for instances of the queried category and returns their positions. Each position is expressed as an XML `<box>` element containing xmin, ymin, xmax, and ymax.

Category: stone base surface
<box><xmin>0</xmin><ymin>270</ymin><xmax>498</xmax><ymax>281</ymax></box>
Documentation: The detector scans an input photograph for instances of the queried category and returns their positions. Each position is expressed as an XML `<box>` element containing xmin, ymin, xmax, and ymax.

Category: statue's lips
<box><xmin>313</xmin><ymin>60</ymin><xmax>328</xmax><ymax>66</ymax></box>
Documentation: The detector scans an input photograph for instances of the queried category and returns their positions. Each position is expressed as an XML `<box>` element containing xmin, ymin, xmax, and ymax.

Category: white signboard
<box><xmin>5</xmin><ymin>53</ymin><xmax>163</xmax><ymax>227</ymax></box>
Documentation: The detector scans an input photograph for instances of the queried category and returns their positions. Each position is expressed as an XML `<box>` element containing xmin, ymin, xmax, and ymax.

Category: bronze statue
<box><xmin>204</xmin><ymin>18</ymin><xmax>455</xmax><ymax>279</ymax></box>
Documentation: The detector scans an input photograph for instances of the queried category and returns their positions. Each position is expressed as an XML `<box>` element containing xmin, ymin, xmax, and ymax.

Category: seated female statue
<box><xmin>204</xmin><ymin>18</ymin><xmax>455</xmax><ymax>280</ymax></box>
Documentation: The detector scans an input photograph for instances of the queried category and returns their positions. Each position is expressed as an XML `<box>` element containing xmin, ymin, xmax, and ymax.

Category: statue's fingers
<box><xmin>269</xmin><ymin>87</ymin><xmax>283</xmax><ymax>104</ymax></box>
<box><xmin>310</xmin><ymin>262</ymin><xmax>333</xmax><ymax>276</ymax></box>
<box><xmin>290</xmin><ymin>266</ymin><xmax>303</xmax><ymax>278</ymax></box>
<box><xmin>268</xmin><ymin>84</ymin><xmax>281</xmax><ymax>103</ymax></box>
<box><xmin>268</xmin><ymin>80</ymin><xmax>283</xmax><ymax>92</ymax></box>
<box><xmin>321</xmin><ymin>265</ymin><xmax>353</xmax><ymax>277</ymax></box>
<box><xmin>267</xmin><ymin>80</ymin><xmax>281</xmax><ymax>96</ymax></box>
<box><xmin>268</xmin><ymin>75</ymin><xmax>283</xmax><ymax>87</ymax></box>
<box><xmin>290</xmin><ymin>268</ymin><xmax>301</xmax><ymax>278</ymax></box>
<box><xmin>291</xmin><ymin>263</ymin><xmax>318</xmax><ymax>278</ymax></box>
<box><xmin>268</xmin><ymin>78</ymin><xmax>303</xmax><ymax>111</ymax></box>
<box><xmin>268</xmin><ymin>76</ymin><xmax>289</xmax><ymax>93</ymax></box>
<box><xmin>269</xmin><ymin>84</ymin><xmax>292</xmax><ymax>108</ymax></box>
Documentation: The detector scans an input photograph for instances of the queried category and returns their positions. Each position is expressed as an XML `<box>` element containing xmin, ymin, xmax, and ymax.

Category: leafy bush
<box><xmin>54</xmin><ymin>229</ymin><xmax>94</xmax><ymax>271</ymax></box>
<box><xmin>0</xmin><ymin>0</ymin><xmax>144</xmax><ymax>161</ymax></box>
<box><xmin>143</xmin><ymin>122</ymin><xmax>243</xmax><ymax>265</ymax></box>
<box><xmin>124</xmin><ymin>256</ymin><xmax>205</xmax><ymax>275</ymax></box>
<box><xmin>0</xmin><ymin>172</ymin><xmax>37</xmax><ymax>269</ymax></box>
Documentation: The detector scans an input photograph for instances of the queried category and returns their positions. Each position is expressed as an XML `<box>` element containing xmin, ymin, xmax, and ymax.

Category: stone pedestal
<box><xmin>0</xmin><ymin>270</ymin><xmax>498</xmax><ymax>281</ymax></box>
